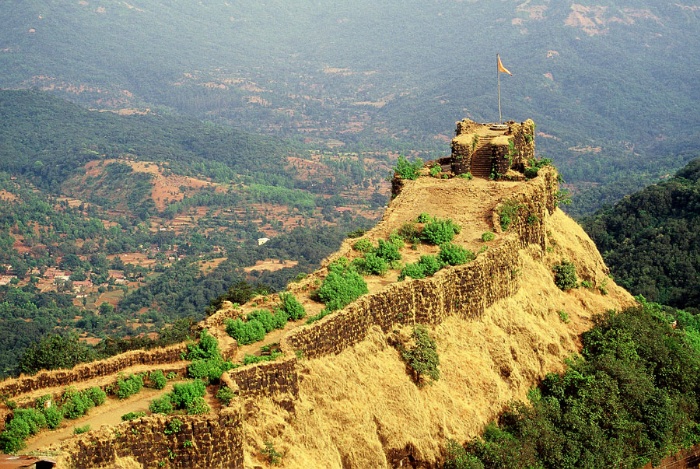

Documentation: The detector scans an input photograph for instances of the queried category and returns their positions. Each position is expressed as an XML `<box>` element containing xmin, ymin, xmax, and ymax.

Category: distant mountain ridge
<box><xmin>2</xmin><ymin>1</ymin><xmax>700</xmax><ymax>214</ymax></box>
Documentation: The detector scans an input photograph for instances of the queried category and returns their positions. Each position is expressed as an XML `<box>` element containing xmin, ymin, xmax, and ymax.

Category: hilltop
<box><xmin>0</xmin><ymin>120</ymin><xmax>635</xmax><ymax>467</ymax></box>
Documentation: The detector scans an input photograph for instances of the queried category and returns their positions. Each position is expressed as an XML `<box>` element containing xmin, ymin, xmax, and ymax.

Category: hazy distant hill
<box><xmin>583</xmin><ymin>158</ymin><xmax>700</xmax><ymax>310</ymax></box>
<box><xmin>2</xmin><ymin>1</ymin><xmax>700</xmax><ymax>214</ymax></box>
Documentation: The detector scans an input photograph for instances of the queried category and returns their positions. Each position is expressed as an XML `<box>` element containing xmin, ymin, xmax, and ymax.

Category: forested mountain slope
<box><xmin>0</xmin><ymin>90</ymin><xmax>385</xmax><ymax>377</ymax></box>
<box><xmin>583</xmin><ymin>158</ymin><xmax>700</xmax><ymax>310</ymax></box>
<box><xmin>2</xmin><ymin>1</ymin><xmax>700</xmax><ymax>214</ymax></box>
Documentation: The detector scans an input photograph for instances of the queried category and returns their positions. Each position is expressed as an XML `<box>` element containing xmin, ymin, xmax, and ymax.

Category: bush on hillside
<box><xmin>279</xmin><ymin>292</ymin><xmax>306</xmax><ymax>320</ymax></box>
<box><xmin>421</xmin><ymin>218</ymin><xmax>461</xmax><ymax>245</ymax></box>
<box><xmin>316</xmin><ymin>258</ymin><xmax>368</xmax><ymax>311</ymax></box>
<box><xmin>553</xmin><ymin>261</ymin><xmax>578</xmax><ymax>291</ymax></box>
<box><xmin>439</xmin><ymin>243</ymin><xmax>475</xmax><ymax>266</ymax></box>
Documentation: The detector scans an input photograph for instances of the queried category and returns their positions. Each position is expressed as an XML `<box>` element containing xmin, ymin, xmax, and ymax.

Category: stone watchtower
<box><xmin>450</xmin><ymin>118</ymin><xmax>536</xmax><ymax>179</ymax></box>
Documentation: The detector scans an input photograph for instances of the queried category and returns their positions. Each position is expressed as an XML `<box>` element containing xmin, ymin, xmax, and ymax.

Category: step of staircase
<box><xmin>470</xmin><ymin>145</ymin><xmax>493</xmax><ymax>178</ymax></box>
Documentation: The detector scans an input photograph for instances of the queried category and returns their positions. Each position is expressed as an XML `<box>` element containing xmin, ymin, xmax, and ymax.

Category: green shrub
<box><xmin>417</xmin><ymin>213</ymin><xmax>432</xmax><ymax>223</ymax></box>
<box><xmin>353</xmin><ymin>252</ymin><xmax>388</xmax><ymax>276</ymax></box>
<box><xmin>388</xmin><ymin>231</ymin><xmax>405</xmax><ymax>249</ymax></box>
<box><xmin>0</xmin><ymin>418</ymin><xmax>31</xmax><ymax>453</ymax></box>
<box><xmin>185</xmin><ymin>329</ymin><xmax>220</xmax><ymax>361</ymax></box>
<box><xmin>262</xmin><ymin>441</ymin><xmax>283</xmax><ymax>466</ymax></box>
<box><xmin>243</xmin><ymin>352</ymin><xmax>283</xmax><ymax>365</ymax></box>
<box><xmin>216</xmin><ymin>386</ymin><xmax>236</xmax><ymax>405</ymax></box>
<box><xmin>418</xmin><ymin>255</ymin><xmax>443</xmax><ymax>276</ymax></box>
<box><xmin>439</xmin><ymin>243</ymin><xmax>475</xmax><ymax>266</ymax></box>
<box><xmin>85</xmin><ymin>386</ymin><xmax>106</xmax><ymax>406</ymax></box>
<box><xmin>421</xmin><ymin>218</ymin><xmax>461</xmax><ymax>245</ymax></box>
<box><xmin>375</xmin><ymin>239</ymin><xmax>402</xmax><ymax>262</ymax></box>
<box><xmin>279</xmin><ymin>293</ymin><xmax>306</xmax><ymax>320</ymax></box>
<box><xmin>352</xmin><ymin>238</ymin><xmax>374</xmax><ymax>253</ymax></box>
<box><xmin>116</xmin><ymin>374</ymin><xmax>144</xmax><ymax>400</ymax></box>
<box><xmin>458</xmin><ymin>172</ymin><xmax>474</xmax><ymax>180</ymax></box>
<box><xmin>499</xmin><ymin>199</ymin><xmax>522</xmax><ymax>231</ymax></box>
<box><xmin>305</xmin><ymin>308</ymin><xmax>332</xmax><ymax>324</ymax></box>
<box><xmin>163</xmin><ymin>418</ymin><xmax>183</xmax><ymax>435</ymax></box>
<box><xmin>149</xmin><ymin>370</ymin><xmax>168</xmax><ymax>390</ymax></box>
<box><xmin>399</xmin><ymin>262</ymin><xmax>427</xmax><ymax>280</ymax></box>
<box><xmin>186</xmin><ymin>396</ymin><xmax>210</xmax><ymax>415</ymax></box>
<box><xmin>225</xmin><ymin>318</ymin><xmax>266</xmax><ymax>345</ymax></box>
<box><xmin>42</xmin><ymin>405</ymin><xmax>63</xmax><ymax>430</ymax></box>
<box><xmin>553</xmin><ymin>261</ymin><xmax>578</xmax><ymax>291</ymax></box>
<box><xmin>394</xmin><ymin>156</ymin><xmax>423</xmax><ymax>180</ymax></box>
<box><xmin>430</xmin><ymin>163</ymin><xmax>442</xmax><ymax>177</ymax></box>
<box><xmin>400</xmin><ymin>325</ymin><xmax>440</xmax><ymax>385</ymax></box>
<box><xmin>346</xmin><ymin>228</ymin><xmax>366</xmax><ymax>238</ymax></box>
<box><xmin>316</xmin><ymin>258</ymin><xmax>368</xmax><ymax>311</ymax></box>
<box><xmin>170</xmin><ymin>380</ymin><xmax>207</xmax><ymax>410</ymax></box>
<box><xmin>558</xmin><ymin>310</ymin><xmax>570</xmax><ymax>324</ymax></box>
<box><xmin>398</xmin><ymin>222</ymin><xmax>421</xmax><ymax>245</ymax></box>
<box><xmin>73</xmin><ymin>424</ymin><xmax>91</xmax><ymax>435</ymax></box>
<box><xmin>149</xmin><ymin>395</ymin><xmax>174</xmax><ymax>415</ymax></box>
<box><xmin>399</xmin><ymin>255</ymin><xmax>444</xmax><ymax>280</ymax></box>
<box><xmin>121</xmin><ymin>411</ymin><xmax>146</xmax><ymax>421</ymax></box>
<box><xmin>62</xmin><ymin>387</ymin><xmax>95</xmax><ymax>418</ymax></box>
<box><xmin>580</xmin><ymin>280</ymin><xmax>593</xmax><ymax>289</ymax></box>
<box><xmin>445</xmin><ymin>439</ymin><xmax>484</xmax><ymax>469</ymax></box>
<box><xmin>187</xmin><ymin>357</ymin><xmax>235</xmax><ymax>383</ymax></box>
<box><xmin>13</xmin><ymin>408</ymin><xmax>46</xmax><ymax>435</ymax></box>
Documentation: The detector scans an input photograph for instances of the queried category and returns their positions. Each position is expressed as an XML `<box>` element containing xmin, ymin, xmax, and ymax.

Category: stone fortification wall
<box><xmin>0</xmin><ymin>344</ymin><xmax>187</xmax><ymax>399</ymax></box>
<box><xmin>61</xmin><ymin>409</ymin><xmax>243</xmax><ymax>469</ymax></box>
<box><xmin>225</xmin><ymin>358</ymin><xmax>299</xmax><ymax>398</ymax></box>
<box><xmin>509</xmin><ymin>119</ymin><xmax>536</xmax><ymax>167</ymax></box>
<box><xmin>282</xmin><ymin>167</ymin><xmax>558</xmax><ymax>361</ymax></box>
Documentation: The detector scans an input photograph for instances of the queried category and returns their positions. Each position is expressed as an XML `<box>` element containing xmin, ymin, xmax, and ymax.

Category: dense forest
<box><xmin>582</xmin><ymin>158</ymin><xmax>700</xmax><ymax>311</ymax></box>
<box><xmin>449</xmin><ymin>300</ymin><xmax>700</xmax><ymax>469</ymax></box>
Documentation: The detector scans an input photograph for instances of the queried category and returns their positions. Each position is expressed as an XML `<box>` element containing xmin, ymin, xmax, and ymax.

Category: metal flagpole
<box><xmin>497</xmin><ymin>53</ymin><xmax>502</xmax><ymax>124</ymax></box>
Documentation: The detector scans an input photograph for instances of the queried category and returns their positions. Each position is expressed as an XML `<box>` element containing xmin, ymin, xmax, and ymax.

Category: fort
<box><xmin>0</xmin><ymin>119</ymin><xmax>642</xmax><ymax>467</ymax></box>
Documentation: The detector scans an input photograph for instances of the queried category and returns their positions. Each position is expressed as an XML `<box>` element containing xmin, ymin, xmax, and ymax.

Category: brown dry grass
<box><xmin>240</xmin><ymin>201</ymin><xmax>635</xmax><ymax>468</ymax></box>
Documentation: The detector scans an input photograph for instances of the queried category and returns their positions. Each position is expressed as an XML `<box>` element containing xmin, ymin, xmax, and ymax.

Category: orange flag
<box><xmin>497</xmin><ymin>54</ymin><xmax>512</xmax><ymax>75</ymax></box>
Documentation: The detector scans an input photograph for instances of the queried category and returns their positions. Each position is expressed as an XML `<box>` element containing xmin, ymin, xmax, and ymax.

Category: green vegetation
<box><xmin>399</xmin><ymin>255</ymin><xmax>443</xmax><ymax>281</ymax></box>
<box><xmin>73</xmin><ymin>424</ymin><xmax>91</xmax><ymax>435</ymax></box>
<box><xmin>149</xmin><ymin>370</ymin><xmax>168</xmax><ymax>390</ymax></box>
<box><xmin>216</xmin><ymin>386</ymin><xmax>236</xmax><ymax>405</ymax></box>
<box><xmin>481</xmin><ymin>232</ymin><xmax>495</xmax><ymax>242</ymax></box>
<box><xmin>452</xmin><ymin>301</ymin><xmax>700</xmax><ymax>468</ymax></box>
<box><xmin>397</xmin><ymin>326</ymin><xmax>440</xmax><ymax>386</ymax></box>
<box><xmin>558</xmin><ymin>310</ymin><xmax>570</xmax><ymax>324</ymax></box>
<box><xmin>262</xmin><ymin>441</ymin><xmax>283</xmax><ymax>465</ymax></box>
<box><xmin>185</xmin><ymin>330</ymin><xmax>234</xmax><ymax>383</ymax></box>
<box><xmin>438</xmin><ymin>243</ymin><xmax>475</xmax><ymax>266</ymax></box>
<box><xmin>583</xmin><ymin>158</ymin><xmax>700</xmax><ymax>310</ymax></box>
<box><xmin>421</xmin><ymin>217</ymin><xmax>461</xmax><ymax>245</ymax></box>
<box><xmin>279</xmin><ymin>293</ymin><xmax>306</xmax><ymax>321</ymax></box>
<box><xmin>121</xmin><ymin>411</ymin><xmax>147</xmax><ymax>421</ymax></box>
<box><xmin>115</xmin><ymin>374</ymin><xmax>144</xmax><ymax>400</ymax></box>
<box><xmin>352</xmin><ymin>238</ymin><xmax>374</xmax><ymax>253</ymax></box>
<box><xmin>315</xmin><ymin>258</ymin><xmax>368</xmax><ymax>311</ymax></box>
<box><xmin>498</xmin><ymin>200</ymin><xmax>522</xmax><ymax>231</ymax></box>
<box><xmin>552</xmin><ymin>261</ymin><xmax>579</xmax><ymax>291</ymax></box>
<box><xmin>394</xmin><ymin>156</ymin><xmax>423</xmax><ymax>180</ymax></box>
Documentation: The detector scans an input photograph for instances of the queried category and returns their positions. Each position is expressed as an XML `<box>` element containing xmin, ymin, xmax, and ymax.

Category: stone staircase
<box><xmin>470</xmin><ymin>144</ymin><xmax>493</xmax><ymax>178</ymax></box>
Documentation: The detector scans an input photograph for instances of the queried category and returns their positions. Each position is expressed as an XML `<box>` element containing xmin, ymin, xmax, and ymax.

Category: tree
<box><xmin>18</xmin><ymin>333</ymin><xmax>96</xmax><ymax>375</ymax></box>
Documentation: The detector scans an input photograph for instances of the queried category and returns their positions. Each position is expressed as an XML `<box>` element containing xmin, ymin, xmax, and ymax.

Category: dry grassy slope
<box><xmin>242</xmin><ymin>182</ymin><xmax>635</xmax><ymax>468</ymax></box>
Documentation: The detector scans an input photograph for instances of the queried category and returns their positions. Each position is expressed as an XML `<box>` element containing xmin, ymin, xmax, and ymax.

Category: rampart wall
<box><xmin>61</xmin><ymin>409</ymin><xmax>243</xmax><ymax>469</ymax></box>
<box><xmin>0</xmin><ymin>344</ymin><xmax>187</xmax><ymax>399</ymax></box>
